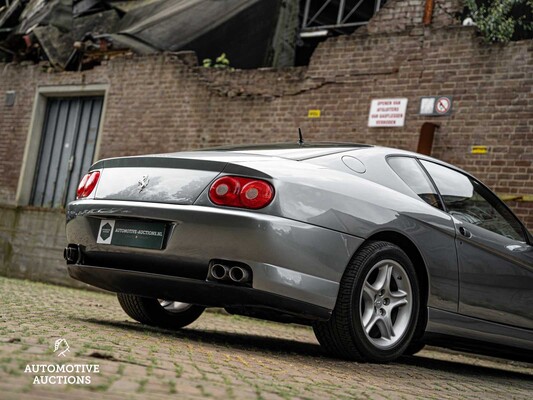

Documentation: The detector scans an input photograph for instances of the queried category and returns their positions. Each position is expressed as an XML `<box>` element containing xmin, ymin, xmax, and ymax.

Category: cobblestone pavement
<box><xmin>0</xmin><ymin>277</ymin><xmax>532</xmax><ymax>400</ymax></box>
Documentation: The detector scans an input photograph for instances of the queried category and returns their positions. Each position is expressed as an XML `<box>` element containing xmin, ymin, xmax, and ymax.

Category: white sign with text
<box><xmin>368</xmin><ymin>98</ymin><xmax>408</xmax><ymax>127</ymax></box>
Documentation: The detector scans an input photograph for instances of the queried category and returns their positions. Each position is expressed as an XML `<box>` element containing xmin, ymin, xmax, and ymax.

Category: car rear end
<box><xmin>65</xmin><ymin>150</ymin><xmax>363</xmax><ymax>323</ymax></box>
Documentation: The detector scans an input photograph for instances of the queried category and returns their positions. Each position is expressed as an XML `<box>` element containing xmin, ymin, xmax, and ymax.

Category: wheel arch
<box><xmin>362</xmin><ymin>230</ymin><xmax>429</xmax><ymax>340</ymax></box>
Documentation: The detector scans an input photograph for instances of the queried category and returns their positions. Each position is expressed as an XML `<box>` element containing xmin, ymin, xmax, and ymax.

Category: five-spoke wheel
<box><xmin>360</xmin><ymin>259</ymin><xmax>412</xmax><ymax>350</ymax></box>
<box><xmin>313</xmin><ymin>241</ymin><xmax>420</xmax><ymax>362</ymax></box>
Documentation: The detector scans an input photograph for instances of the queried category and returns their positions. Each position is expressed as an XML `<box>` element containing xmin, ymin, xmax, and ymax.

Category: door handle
<box><xmin>459</xmin><ymin>226</ymin><xmax>472</xmax><ymax>238</ymax></box>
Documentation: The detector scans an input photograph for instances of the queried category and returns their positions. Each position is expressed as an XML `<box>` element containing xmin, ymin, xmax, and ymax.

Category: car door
<box><xmin>420</xmin><ymin>160</ymin><xmax>533</xmax><ymax>329</ymax></box>
<box><xmin>386</xmin><ymin>156</ymin><xmax>459</xmax><ymax>312</ymax></box>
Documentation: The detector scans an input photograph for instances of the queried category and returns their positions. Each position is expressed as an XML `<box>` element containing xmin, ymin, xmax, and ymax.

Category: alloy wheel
<box><xmin>359</xmin><ymin>259</ymin><xmax>413</xmax><ymax>350</ymax></box>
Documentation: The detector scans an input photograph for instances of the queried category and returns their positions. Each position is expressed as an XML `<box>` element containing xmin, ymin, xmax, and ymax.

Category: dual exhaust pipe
<box><xmin>209</xmin><ymin>263</ymin><xmax>251</xmax><ymax>284</ymax></box>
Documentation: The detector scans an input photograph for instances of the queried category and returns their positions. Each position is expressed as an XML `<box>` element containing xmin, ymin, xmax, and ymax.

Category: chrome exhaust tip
<box><xmin>207</xmin><ymin>260</ymin><xmax>252</xmax><ymax>285</ymax></box>
<box><xmin>64</xmin><ymin>244</ymin><xmax>80</xmax><ymax>264</ymax></box>
<box><xmin>211</xmin><ymin>264</ymin><xmax>229</xmax><ymax>280</ymax></box>
<box><xmin>229</xmin><ymin>266</ymin><xmax>249</xmax><ymax>283</ymax></box>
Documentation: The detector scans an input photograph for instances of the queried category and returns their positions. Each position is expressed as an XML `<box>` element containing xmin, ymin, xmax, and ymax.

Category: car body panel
<box><xmin>200</xmin><ymin>154</ymin><xmax>459</xmax><ymax>312</ymax></box>
<box><xmin>454</xmin><ymin>218</ymin><xmax>533</xmax><ymax>329</ymax></box>
<box><xmin>66</xmin><ymin>200</ymin><xmax>362</xmax><ymax>310</ymax></box>
<box><xmin>95</xmin><ymin>167</ymin><xmax>220</xmax><ymax>204</ymax></box>
<box><xmin>426</xmin><ymin>307</ymin><xmax>533</xmax><ymax>350</ymax></box>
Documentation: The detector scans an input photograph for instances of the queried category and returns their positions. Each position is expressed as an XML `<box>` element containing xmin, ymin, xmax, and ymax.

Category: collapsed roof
<box><xmin>0</xmin><ymin>0</ymin><xmax>298</xmax><ymax>70</ymax></box>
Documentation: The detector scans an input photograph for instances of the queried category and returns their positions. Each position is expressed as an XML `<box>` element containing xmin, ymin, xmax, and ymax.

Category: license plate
<box><xmin>96</xmin><ymin>219</ymin><xmax>166</xmax><ymax>249</ymax></box>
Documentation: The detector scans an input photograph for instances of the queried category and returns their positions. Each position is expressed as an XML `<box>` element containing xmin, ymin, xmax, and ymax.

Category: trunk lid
<box><xmin>91</xmin><ymin>153</ymin><xmax>275</xmax><ymax>205</ymax></box>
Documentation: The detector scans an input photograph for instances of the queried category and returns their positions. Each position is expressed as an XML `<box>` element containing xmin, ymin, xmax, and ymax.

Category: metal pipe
<box><xmin>423</xmin><ymin>0</ymin><xmax>435</xmax><ymax>26</ymax></box>
<box><xmin>337</xmin><ymin>0</ymin><xmax>346</xmax><ymax>25</ymax></box>
<box><xmin>302</xmin><ymin>0</ymin><xmax>311</xmax><ymax>29</ymax></box>
<box><xmin>417</xmin><ymin>123</ymin><xmax>438</xmax><ymax>156</ymax></box>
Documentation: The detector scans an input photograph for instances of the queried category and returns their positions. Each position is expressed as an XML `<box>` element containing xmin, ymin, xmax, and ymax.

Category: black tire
<box><xmin>313</xmin><ymin>241</ymin><xmax>420</xmax><ymax>363</ymax></box>
<box><xmin>404</xmin><ymin>341</ymin><xmax>426</xmax><ymax>356</ymax></box>
<box><xmin>117</xmin><ymin>293</ymin><xmax>205</xmax><ymax>329</ymax></box>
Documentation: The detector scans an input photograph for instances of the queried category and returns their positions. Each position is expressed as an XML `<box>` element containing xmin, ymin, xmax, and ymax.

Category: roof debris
<box><xmin>0</xmin><ymin>0</ymin><xmax>297</xmax><ymax>71</ymax></box>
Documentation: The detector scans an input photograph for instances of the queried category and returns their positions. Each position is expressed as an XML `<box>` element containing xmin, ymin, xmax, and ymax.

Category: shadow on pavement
<box><xmin>399</xmin><ymin>354</ymin><xmax>533</xmax><ymax>380</ymax></box>
<box><xmin>73</xmin><ymin>316</ymin><xmax>533</xmax><ymax>381</ymax></box>
<box><xmin>73</xmin><ymin>316</ymin><xmax>323</xmax><ymax>357</ymax></box>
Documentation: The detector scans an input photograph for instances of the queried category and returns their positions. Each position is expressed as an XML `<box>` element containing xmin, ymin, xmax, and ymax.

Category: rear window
<box><xmin>203</xmin><ymin>143</ymin><xmax>370</xmax><ymax>161</ymax></box>
<box><xmin>231</xmin><ymin>148</ymin><xmax>358</xmax><ymax>160</ymax></box>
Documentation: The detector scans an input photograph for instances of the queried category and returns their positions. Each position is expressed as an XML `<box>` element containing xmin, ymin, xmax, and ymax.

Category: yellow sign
<box><xmin>471</xmin><ymin>146</ymin><xmax>488</xmax><ymax>154</ymax></box>
<box><xmin>308</xmin><ymin>109</ymin><xmax>321</xmax><ymax>118</ymax></box>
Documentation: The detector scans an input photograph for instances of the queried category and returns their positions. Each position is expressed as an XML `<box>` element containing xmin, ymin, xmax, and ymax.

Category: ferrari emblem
<box><xmin>138</xmin><ymin>174</ymin><xmax>149</xmax><ymax>192</ymax></box>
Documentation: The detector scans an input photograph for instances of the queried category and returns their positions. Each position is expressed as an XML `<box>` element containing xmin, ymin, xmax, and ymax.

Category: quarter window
<box><xmin>388</xmin><ymin>157</ymin><xmax>443</xmax><ymax>210</ymax></box>
<box><xmin>421</xmin><ymin>161</ymin><xmax>525</xmax><ymax>241</ymax></box>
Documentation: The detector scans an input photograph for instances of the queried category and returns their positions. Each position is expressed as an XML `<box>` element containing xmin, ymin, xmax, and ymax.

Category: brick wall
<box><xmin>0</xmin><ymin>0</ymin><xmax>532</xmax><ymax>236</ymax></box>
<box><xmin>367</xmin><ymin>0</ymin><xmax>463</xmax><ymax>34</ymax></box>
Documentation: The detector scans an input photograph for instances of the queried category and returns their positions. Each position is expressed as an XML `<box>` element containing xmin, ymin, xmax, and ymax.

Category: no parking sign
<box><xmin>419</xmin><ymin>96</ymin><xmax>453</xmax><ymax>116</ymax></box>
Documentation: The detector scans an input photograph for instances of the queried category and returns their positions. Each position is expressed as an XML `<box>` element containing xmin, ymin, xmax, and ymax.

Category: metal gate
<box><xmin>30</xmin><ymin>96</ymin><xmax>103</xmax><ymax>208</ymax></box>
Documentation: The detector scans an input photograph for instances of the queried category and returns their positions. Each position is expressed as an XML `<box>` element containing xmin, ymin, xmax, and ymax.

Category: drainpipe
<box><xmin>417</xmin><ymin>123</ymin><xmax>439</xmax><ymax>156</ymax></box>
<box><xmin>423</xmin><ymin>0</ymin><xmax>435</xmax><ymax>26</ymax></box>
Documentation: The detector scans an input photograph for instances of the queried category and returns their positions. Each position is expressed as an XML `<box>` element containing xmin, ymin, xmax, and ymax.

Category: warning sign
<box><xmin>471</xmin><ymin>145</ymin><xmax>489</xmax><ymax>154</ymax></box>
<box><xmin>436</xmin><ymin>97</ymin><xmax>451</xmax><ymax>114</ymax></box>
<box><xmin>419</xmin><ymin>96</ymin><xmax>453</xmax><ymax>116</ymax></box>
<box><xmin>368</xmin><ymin>98</ymin><xmax>408</xmax><ymax>128</ymax></box>
<box><xmin>308</xmin><ymin>109</ymin><xmax>321</xmax><ymax>118</ymax></box>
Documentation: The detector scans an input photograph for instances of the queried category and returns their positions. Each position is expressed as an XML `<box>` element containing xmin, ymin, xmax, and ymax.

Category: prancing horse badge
<box><xmin>138</xmin><ymin>174</ymin><xmax>149</xmax><ymax>192</ymax></box>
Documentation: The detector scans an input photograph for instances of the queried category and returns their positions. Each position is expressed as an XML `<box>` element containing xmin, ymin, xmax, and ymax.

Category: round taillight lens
<box><xmin>209</xmin><ymin>176</ymin><xmax>242</xmax><ymax>207</ymax></box>
<box><xmin>76</xmin><ymin>171</ymin><xmax>100</xmax><ymax>199</ymax></box>
<box><xmin>240</xmin><ymin>181</ymin><xmax>274</xmax><ymax>209</ymax></box>
<box><xmin>76</xmin><ymin>173</ymin><xmax>90</xmax><ymax>199</ymax></box>
<box><xmin>209</xmin><ymin>176</ymin><xmax>274</xmax><ymax>209</ymax></box>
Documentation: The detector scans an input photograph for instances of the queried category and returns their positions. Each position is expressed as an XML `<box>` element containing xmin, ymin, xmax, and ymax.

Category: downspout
<box><xmin>423</xmin><ymin>0</ymin><xmax>435</xmax><ymax>26</ymax></box>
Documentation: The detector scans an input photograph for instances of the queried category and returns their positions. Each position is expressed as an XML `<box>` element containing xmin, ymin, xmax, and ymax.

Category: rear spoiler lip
<box><xmin>90</xmin><ymin>156</ymin><xmax>226</xmax><ymax>171</ymax></box>
<box><xmin>89</xmin><ymin>156</ymin><xmax>272</xmax><ymax>179</ymax></box>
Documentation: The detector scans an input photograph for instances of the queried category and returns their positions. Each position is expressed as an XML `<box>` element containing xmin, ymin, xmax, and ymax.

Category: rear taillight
<box><xmin>209</xmin><ymin>176</ymin><xmax>274</xmax><ymax>209</ymax></box>
<box><xmin>76</xmin><ymin>171</ymin><xmax>100</xmax><ymax>199</ymax></box>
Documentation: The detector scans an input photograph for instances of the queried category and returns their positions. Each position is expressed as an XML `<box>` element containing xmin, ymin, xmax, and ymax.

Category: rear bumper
<box><xmin>68</xmin><ymin>265</ymin><xmax>331</xmax><ymax>321</ymax></box>
<box><xmin>65</xmin><ymin>200</ymin><xmax>363</xmax><ymax>318</ymax></box>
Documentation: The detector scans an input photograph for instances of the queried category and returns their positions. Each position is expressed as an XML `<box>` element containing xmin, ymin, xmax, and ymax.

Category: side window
<box><xmin>388</xmin><ymin>157</ymin><xmax>443</xmax><ymax>210</ymax></box>
<box><xmin>421</xmin><ymin>161</ymin><xmax>526</xmax><ymax>242</ymax></box>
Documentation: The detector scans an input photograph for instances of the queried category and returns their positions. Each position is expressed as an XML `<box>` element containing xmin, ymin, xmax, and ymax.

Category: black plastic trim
<box><xmin>68</xmin><ymin>265</ymin><xmax>331</xmax><ymax>321</ymax></box>
<box><xmin>91</xmin><ymin>157</ymin><xmax>227</xmax><ymax>171</ymax></box>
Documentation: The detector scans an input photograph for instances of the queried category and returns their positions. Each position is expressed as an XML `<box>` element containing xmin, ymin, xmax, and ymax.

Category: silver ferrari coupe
<box><xmin>64</xmin><ymin>143</ymin><xmax>533</xmax><ymax>362</ymax></box>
